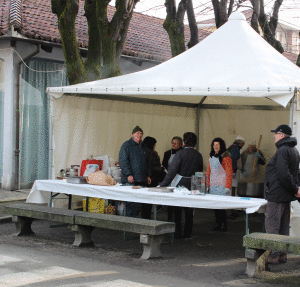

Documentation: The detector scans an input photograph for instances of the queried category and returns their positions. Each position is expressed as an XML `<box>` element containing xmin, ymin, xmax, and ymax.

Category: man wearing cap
<box><xmin>118</xmin><ymin>126</ymin><xmax>151</xmax><ymax>217</ymax></box>
<box><xmin>264</xmin><ymin>124</ymin><xmax>300</xmax><ymax>264</ymax></box>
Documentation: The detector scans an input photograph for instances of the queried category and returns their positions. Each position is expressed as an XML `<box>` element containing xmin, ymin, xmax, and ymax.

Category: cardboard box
<box><xmin>82</xmin><ymin>198</ymin><xmax>106</xmax><ymax>213</ymax></box>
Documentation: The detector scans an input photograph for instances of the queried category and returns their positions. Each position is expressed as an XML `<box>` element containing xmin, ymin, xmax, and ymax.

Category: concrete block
<box><xmin>140</xmin><ymin>234</ymin><xmax>164</xmax><ymax>260</ymax></box>
<box><xmin>71</xmin><ymin>224</ymin><xmax>94</xmax><ymax>247</ymax></box>
<box><xmin>12</xmin><ymin>216</ymin><xmax>34</xmax><ymax>236</ymax></box>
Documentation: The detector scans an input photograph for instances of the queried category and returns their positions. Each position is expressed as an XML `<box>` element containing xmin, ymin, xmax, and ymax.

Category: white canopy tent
<box><xmin>48</xmin><ymin>11</ymin><xmax>300</xmax><ymax>108</ymax></box>
<box><xmin>47</xmin><ymin>11</ymin><xmax>299</xmax><ymax>178</ymax></box>
<box><xmin>47</xmin><ymin>11</ymin><xmax>300</xmax><ymax>234</ymax></box>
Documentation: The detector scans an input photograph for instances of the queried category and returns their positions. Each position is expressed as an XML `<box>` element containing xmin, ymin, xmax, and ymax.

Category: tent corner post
<box><xmin>196</xmin><ymin>97</ymin><xmax>207</xmax><ymax>151</ymax></box>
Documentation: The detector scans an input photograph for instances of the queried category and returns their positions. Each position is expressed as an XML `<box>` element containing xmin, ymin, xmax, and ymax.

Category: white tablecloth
<box><xmin>26</xmin><ymin>180</ymin><xmax>267</xmax><ymax>214</ymax></box>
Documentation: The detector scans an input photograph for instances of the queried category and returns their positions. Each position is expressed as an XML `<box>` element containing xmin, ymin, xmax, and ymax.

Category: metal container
<box><xmin>237</xmin><ymin>182</ymin><xmax>264</xmax><ymax>198</ymax></box>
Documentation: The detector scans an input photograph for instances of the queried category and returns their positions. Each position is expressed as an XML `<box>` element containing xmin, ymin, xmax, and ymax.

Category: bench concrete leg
<box><xmin>140</xmin><ymin>234</ymin><xmax>164</xmax><ymax>260</ymax></box>
<box><xmin>71</xmin><ymin>225</ymin><xmax>94</xmax><ymax>247</ymax></box>
<box><xmin>245</xmin><ymin>249</ymin><xmax>270</xmax><ymax>277</ymax></box>
<box><xmin>12</xmin><ymin>216</ymin><xmax>34</xmax><ymax>236</ymax></box>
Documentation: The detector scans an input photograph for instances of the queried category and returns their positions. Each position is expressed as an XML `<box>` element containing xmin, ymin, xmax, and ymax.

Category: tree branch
<box><xmin>186</xmin><ymin>0</ymin><xmax>198</xmax><ymax>48</ymax></box>
<box><xmin>250</xmin><ymin>0</ymin><xmax>260</xmax><ymax>33</ymax></box>
<box><xmin>259</xmin><ymin>0</ymin><xmax>284</xmax><ymax>53</ymax></box>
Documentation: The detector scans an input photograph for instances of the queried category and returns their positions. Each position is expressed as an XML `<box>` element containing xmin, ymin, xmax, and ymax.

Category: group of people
<box><xmin>118</xmin><ymin>124</ymin><xmax>300</xmax><ymax>264</ymax></box>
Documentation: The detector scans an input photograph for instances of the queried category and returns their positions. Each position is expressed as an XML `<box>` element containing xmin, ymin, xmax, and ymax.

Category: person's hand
<box><xmin>254</xmin><ymin>152</ymin><xmax>261</xmax><ymax>158</ymax></box>
<box><xmin>225</xmin><ymin>188</ymin><xmax>232</xmax><ymax>196</ymax></box>
<box><xmin>232</xmin><ymin>172</ymin><xmax>236</xmax><ymax>179</ymax></box>
<box><xmin>147</xmin><ymin>177</ymin><xmax>151</xmax><ymax>185</ymax></box>
<box><xmin>127</xmin><ymin>175</ymin><xmax>134</xmax><ymax>183</ymax></box>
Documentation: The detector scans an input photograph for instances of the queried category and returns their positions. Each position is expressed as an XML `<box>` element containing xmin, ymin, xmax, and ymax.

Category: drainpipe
<box><xmin>15</xmin><ymin>44</ymin><xmax>41</xmax><ymax>189</ymax></box>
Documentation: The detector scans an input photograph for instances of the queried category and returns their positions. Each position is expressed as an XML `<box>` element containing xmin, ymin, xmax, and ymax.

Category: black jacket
<box><xmin>160</xmin><ymin>147</ymin><xmax>203</xmax><ymax>190</ymax></box>
<box><xmin>118</xmin><ymin>138</ymin><xmax>151</xmax><ymax>184</ymax></box>
<box><xmin>264</xmin><ymin>136</ymin><xmax>300</xmax><ymax>203</ymax></box>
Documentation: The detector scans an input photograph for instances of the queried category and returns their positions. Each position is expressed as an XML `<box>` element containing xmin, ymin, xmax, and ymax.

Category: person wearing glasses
<box><xmin>265</xmin><ymin>125</ymin><xmax>300</xmax><ymax>264</ymax></box>
<box><xmin>160</xmin><ymin>132</ymin><xmax>203</xmax><ymax>238</ymax></box>
<box><xmin>162</xmin><ymin>136</ymin><xmax>183</xmax><ymax>171</ymax></box>
<box><xmin>162</xmin><ymin>136</ymin><xmax>183</xmax><ymax>221</ymax></box>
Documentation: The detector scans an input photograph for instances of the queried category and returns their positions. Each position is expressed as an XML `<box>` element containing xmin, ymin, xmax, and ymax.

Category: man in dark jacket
<box><xmin>118</xmin><ymin>126</ymin><xmax>151</xmax><ymax>217</ymax></box>
<box><xmin>160</xmin><ymin>132</ymin><xmax>203</xmax><ymax>239</ymax></box>
<box><xmin>264</xmin><ymin>124</ymin><xmax>300</xmax><ymax>264</ymax></box>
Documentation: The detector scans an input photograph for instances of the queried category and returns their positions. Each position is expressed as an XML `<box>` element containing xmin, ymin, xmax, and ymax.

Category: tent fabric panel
<box><xmin>198</xmin><ymin>108</ymin><xmax>289</xmax><ymax>170</ymax></box>
<box><xmin>52</xmin><ymin>96</ymin><xmax>196</xmax><ymax>178</ymax></box>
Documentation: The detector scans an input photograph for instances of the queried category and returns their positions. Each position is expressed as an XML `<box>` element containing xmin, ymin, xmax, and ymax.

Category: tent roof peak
<box><xmin>229</xmin><ymin>11</ymin><xmax>246</xmax><ymax>21</ymax></box>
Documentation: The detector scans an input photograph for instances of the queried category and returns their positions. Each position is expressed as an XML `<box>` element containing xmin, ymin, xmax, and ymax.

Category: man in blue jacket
<box><xmin>264</xmin><ymin>124</ymin><xmax>300</xmax><ymax>264</ymax></box>
<box><xmin>118</xmin><ymin>126</ymin><xmax>151</xmax><ymax>217</ymax></box>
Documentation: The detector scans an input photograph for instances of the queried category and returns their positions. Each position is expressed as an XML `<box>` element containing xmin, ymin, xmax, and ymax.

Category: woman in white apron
<box><xmin>206</xmin><ymin>138</ymin><xmax>233</xmax><ymax>232</ymax></box>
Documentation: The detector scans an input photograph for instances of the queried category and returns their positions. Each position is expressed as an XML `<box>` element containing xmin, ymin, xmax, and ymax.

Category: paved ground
<box><xmin>0</xmin><ymin>188</ymin><xmax>300</xmax><ymax>286</ymax></box>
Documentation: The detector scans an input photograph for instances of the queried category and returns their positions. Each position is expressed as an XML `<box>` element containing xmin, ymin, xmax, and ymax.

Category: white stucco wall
<box><xmin>0</xmin><ymin>39</ymin><xmax>160</xmax><ymax>190</ymax></box>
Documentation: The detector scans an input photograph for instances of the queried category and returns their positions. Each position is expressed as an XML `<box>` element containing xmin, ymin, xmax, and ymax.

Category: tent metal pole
<box><xmin>289</xmin><ymin>88</ymin><xmax>297</xmax><ymax>128</ymax></box>
<box><xmin>196</xmin><ymin>97</ymin><xmax>207</xmax><ymax>151</ymax></box>
<box><xmin>196</xmin><ymin>106</ymin><xmax>200</xmax><ymax>151</ymax></box>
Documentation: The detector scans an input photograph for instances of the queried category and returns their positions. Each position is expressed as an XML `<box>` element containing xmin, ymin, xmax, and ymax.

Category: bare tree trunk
<box><xmin>99</xmin><ymin>0</ymin><xmax>139</xmax><ymax>78</ymax></box>
<box><xmin>52</xmin><ymin>0</ymin><xmax>87</xmax><ymax>85</ymax></box>
<box><xmin>186</xmin><ymin>0</ymin><xmax>198</xmax><ymax>48</ymax></box>
<box><xmin>270</xmin><ymin>0</ymin><xmax>283</xmax><ymax>35</ymax></box>
<box><xmin>250</xmin><ymin>0</ymin><xmax>260</xmax><ymax>33</ymax></box>
<box><xmin>211</xmin><ymin>0</ymin><xmax>235</xmax><ymax>28</ymax></box>
<box><xmin>259</xmin><ymin>0</ymin><xmax>284</xmax><ymax>53</ymax></box>
<box><xmin>52</xmin><ymin>0</ymin><xmax>139</xmax><ymax>83</ymax></box>
<box><xmin>296</xmin><ymin>53</ymin><xmax>300</xmax><ymax>67</ymax></box>
<box><xmin>163</xmin><ymin>0</ymin><xmax>186</xmax><ymax>57</ymax></box>
<box><xmin>219</xmin><ymin>0</ymin><xmax>228</xmax><ymax>27</ymax></box>
<box><xmin>84</xmin><ymin>0</ymin><xmax>102</xmax><ymax>82</ymax></box>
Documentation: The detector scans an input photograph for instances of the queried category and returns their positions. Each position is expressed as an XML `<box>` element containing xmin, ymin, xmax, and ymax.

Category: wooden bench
<box><xmin>4</xmin><ymin>203</ymin><xmax>175</xmax><ymax>260</ymax></box>
<box><xmin>243</xmin><ymin>232</ymin><xmax>300</xmax><ymax>277</ymax></box>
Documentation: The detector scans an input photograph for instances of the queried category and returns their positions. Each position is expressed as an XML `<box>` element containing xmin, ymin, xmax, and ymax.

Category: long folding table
<box><xmin>26</xmin><ymin>180</ymin><xmax>267</xmax><ymax>234</ymax></box>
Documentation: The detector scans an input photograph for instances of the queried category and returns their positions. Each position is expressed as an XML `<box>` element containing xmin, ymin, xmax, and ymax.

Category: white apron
<box><xmin>168</xmin><ymin>152</ymin><xmax>176</xmax><ymax>168</ymax></box>
<box><xmin>209</xmin><ymin>157</ymin><xmax>226</xmax><ymax>195</ymax></box>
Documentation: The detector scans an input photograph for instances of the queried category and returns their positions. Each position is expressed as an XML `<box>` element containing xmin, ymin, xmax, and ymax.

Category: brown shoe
<box><xmin>268</xmin><ymin>256</ymin><xmax>280</xmax><ymax>264</ymax></box>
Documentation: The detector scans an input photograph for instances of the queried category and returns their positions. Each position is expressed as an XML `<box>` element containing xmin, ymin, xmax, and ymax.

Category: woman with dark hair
<box><xmin>141</xmin><ymin>136</ymin><xmax>166</xmax><ymax>219</ymax></box>
<box><xmin>159</xmin><ymin>132</ymin><xmax>203</xmax><ymax>238</ymax></box>
<box><xmin>143</xmin><ymin>136</ymin><xmax>166</xmax><ymax>187</ymax></box>
<box><xmin>206</xmin><ymin>137</ymin><xmax>233</xmax><ymax>232</ymax></box>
